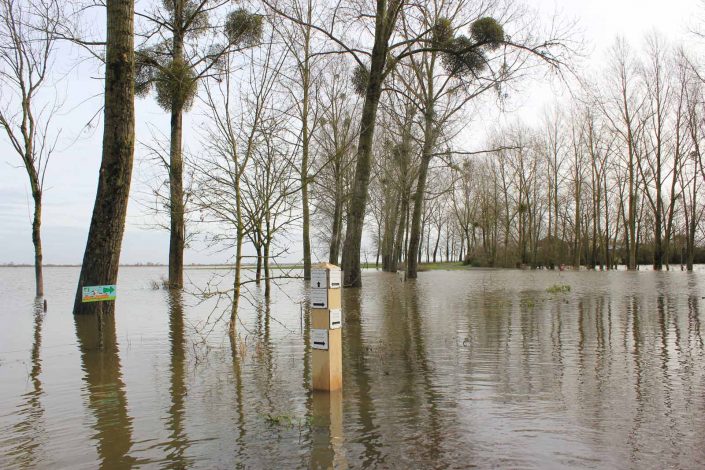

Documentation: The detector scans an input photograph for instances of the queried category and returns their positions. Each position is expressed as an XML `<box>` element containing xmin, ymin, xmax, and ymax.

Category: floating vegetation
<box><xmin>262</xmin><ymin>412</ymin><xmax>313</xmax><ymax>431</ymax></box>
<box><xmin>546</xmin><ymin>284</ymin><xmax>571</xmax><ymax>294</ymax></box>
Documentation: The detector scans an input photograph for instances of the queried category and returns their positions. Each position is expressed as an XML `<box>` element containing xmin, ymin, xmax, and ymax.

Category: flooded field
<box><xmin>0</xmin><ymin>266</ymin><xmax>704</xmax><ymax>469</ymax></box>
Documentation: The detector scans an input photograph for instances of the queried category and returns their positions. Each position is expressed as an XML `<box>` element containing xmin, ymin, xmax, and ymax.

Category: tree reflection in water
<box><xmin>6</xmin><ymin>298</ymin><xmax>47</xmax><ymax>468</ymax></box>
<box><xmin>162</xmin><ymin>290</ymin><xmax>192</xmax><ymax>468</ymax></box>
<box><xmin>74</xmin><ymin>311</ymin><xmax>135</xmax><ymax>469</ymax></box>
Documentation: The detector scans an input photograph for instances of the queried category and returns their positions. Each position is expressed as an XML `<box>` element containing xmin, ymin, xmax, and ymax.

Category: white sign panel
<box><xmin>312</xmin><ymin>328</ymin><xmax>329</xmax><ymax>350</ymax></box>
<box><xmin>329</xmin><ymin>308</ymin><xmax>342</xmax><ymax>329</ymax></box>
<box><xmin>311</xmin><ymin>269</ymin><xmax>327</xmax><ymax>289</ymax></box>
<box><xmin>328</xmin><ymin>269</ymin><xmax>341</xmax><ymax>288</ymax></box>
<box><xmin>310</xmin><ymin>288</ymin><xmax>328</xmax><ymax>309</ymax></box>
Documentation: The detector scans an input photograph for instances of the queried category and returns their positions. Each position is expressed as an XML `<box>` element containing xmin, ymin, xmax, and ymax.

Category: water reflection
<box><xmin>404</xmin><ymin>282</ymin><xmax>444</xmax><ymax>465</ymax></box>
<box><xmin>342</xmin><ymin>287</ymin><xmax>384</xmax><ymax>467</ymax></box>
<box><xmin>309</xmin><ymin>390</ymin><xmax>346</xmax><ymax>469</ymax></box>
<box><xmin>2</xmin><ymin>269</ymin><xmax>705</xmax><ymax>468</ymax></box>
<box><xmin>74</xmin><ymin>312</ymin><xmax>135</xmax><ymax>469</ymax></box>
<box><xmin>229</xmin><ymin>325</ymin><xmax>247</xmax><ymax>465</ymax></box>
<box><xmin>5</xmin><ymin>299</ymin><xmax>47</xmax><ymax>468</ymax></box>
<box><xmin>162</xmin><ymin>290</ymin><xmax>191</xmax><ymax>468</ymax></box>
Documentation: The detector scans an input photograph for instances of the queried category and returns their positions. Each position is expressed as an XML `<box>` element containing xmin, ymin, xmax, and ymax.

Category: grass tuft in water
<box><xmin>546</xmin><ymin>284</ymin><xmax>571</xmax><ymax>294</ymax></box>
<box><xmin>262</xmin><ymin>412</ymin><xmax>314</xmax><ymax>431</ymax></box>
<box><xmin>149</xmin><ymin>277</ymin><xmax>170</xmax><ymax>290</ymax></box>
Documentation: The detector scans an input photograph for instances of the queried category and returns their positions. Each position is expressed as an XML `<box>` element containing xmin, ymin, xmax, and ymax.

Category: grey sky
<box><xmin>0</xmin><ymin>0</ymin><xmax>701</xmax><ymax>265</ymax></box>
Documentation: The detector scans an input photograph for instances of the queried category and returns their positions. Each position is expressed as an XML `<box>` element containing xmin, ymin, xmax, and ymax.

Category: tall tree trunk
<box><xmin>300</xmin><ymin>12</ymin><xmax>312</xmax><ymax>279</ymax></box>
<box><xmin>341</xmin><ymin>1</ymin><xmax>395</xmax><ymax>287</ymax></box>
<box><xmin>264</xmin><ymin>239</ymin><xmax>271</xmax><ymax>298</ymax></box>
<box><xmin>432</xmin><ymin>222</ymin><xmax>441</xmax><ymax>263</ymax></box>
<box><xmin>627</xmin><ymin>139</ymin><xmax>637</xmax><ymax>270</ymax></box>
<box><xmin>31</xmin><ymin>190</ymin><xmax>44</xmax><ymax>297</ymax></box>
<box><xmin>230</xmin><ymin>183</ymin><xmax>243</xmax><ymax>334</ymax></box>
<box><xmin>407</xmin><ymin>111</ymin><xmax>435</xmax><ymax>279</ymax></box>
<box><xmin>380</xmin><ymin>195</ymin><xmax>398</xmax><ymax>271</ymax></box>
<box><xmin>392</xmin><ymin>194</ymin><xmax>408</xmax><ymax>270</ymax></box>
<box><xmin>73</xmin><ymin>0</ymin><xmax>135</xmax><ymax>315</ymax></box>
<box><xmin>574</xmin><ymin>193</ymin><xmax>581</xmax><ymax>268</ymax></box>
<box><xmin>255</xmin><ymin>242</ymin><xmax>262</xmax><ymax>285</ymax></box>
<box><xmin>168</xmin><ymin>25</ymin><xmax>186</xmax><ymax>289</ymax></box>
<box><xmin>686</xmin><ymin>177</ymin><xmax>697</xmax><ymax>271</ymax></box>
<box><xmin>653</xmin><ymin>160</ymin><xmax>663</xmax><ymax>270</ymax></box>
<box><xmin>169</xmin><ymin>106</ymin><xmax>185</xmax><ymax>289</ymax></box>
<box><xmin>329</xmin><ymin>186</ymin><xmax>343</xmax><ymax>264</ymax></box>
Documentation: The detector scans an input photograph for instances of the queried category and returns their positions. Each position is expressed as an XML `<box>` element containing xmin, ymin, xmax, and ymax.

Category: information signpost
<box><xmin>310</xmin><ymin>263</ymin><xmax>343</xmax><ymax>391</ymax></box>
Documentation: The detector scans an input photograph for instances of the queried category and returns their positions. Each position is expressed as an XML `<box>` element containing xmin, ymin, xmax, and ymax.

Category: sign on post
<box><xmin>328</xmin><ymin>269</ymin><xmax>341</xmax><ymax>288</ymax></box>
<box><xmin>312</xmin><ymin>328</ymin><xmax>329</xmax><ymax>350</ymax></box>
<box><xmin>82</xmin><ymin>285</ymin><xmax>117</xmax><ymax>303</ymax></box>
<box><xmin>309</xmin><ymin>263</ymin><xmax>343</xmax><ymax>392</ymax></box>
<box><xmin>329</xmin><ymin>308</ymin><xmax>342</xmax><ymax>329</ymax></box>
<box><xmin>311</xmin><ymin>288</ymin><xmax>328</xmax><ymax>309</ymax></box>
<box><xmin>311</xmin><ymin>269</ymin><xmax>327</xmax><ymax>289</ymax></box>
<box><xmin>312</xmin><ymin>268</ymin><xmax>342</xmax><ymax>289</ymax></box>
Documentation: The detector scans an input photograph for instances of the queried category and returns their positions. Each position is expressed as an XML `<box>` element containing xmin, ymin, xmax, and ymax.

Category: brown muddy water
<box><xmin>0</xmin><ymin>267</ymin><xmax>704</xmax><ymax>469</ymax></box>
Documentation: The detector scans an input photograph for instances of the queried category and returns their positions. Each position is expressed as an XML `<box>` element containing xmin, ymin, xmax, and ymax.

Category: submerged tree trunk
<box><xmin>31</xmin><ymin>188</ymin><xmax>44</xmax><ymax>297</ymax></box>
<box><xmin>73</xmin><ymin>0</ymin><xmax>135</xmax><ymax>315</ymax></box>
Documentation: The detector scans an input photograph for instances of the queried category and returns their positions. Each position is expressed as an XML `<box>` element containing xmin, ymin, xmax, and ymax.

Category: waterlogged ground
<box><xmin>0</xmin><ymin>266</ymin><xmax>704</xmax><ymax>469</ymax></box>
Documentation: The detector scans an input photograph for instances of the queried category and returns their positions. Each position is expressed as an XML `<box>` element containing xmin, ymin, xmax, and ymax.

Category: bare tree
<box><xmin>135</xmin><ymin>0</ymin><xmax>263</xmax><ymax>288</ymax></box>
<box><xmin>0</xmin><ymin>0</ymin><xmax>62</xmax><ymax>296</ymax></box>
<box><xmin>599</xmin><ymin>38</ymin><xmax>644</xmax><ymax>270</ymax></box>
<box><xmin>193</xmin><ymin>35</ymin><xmax>286</xmax><ymax>332</ymax></box>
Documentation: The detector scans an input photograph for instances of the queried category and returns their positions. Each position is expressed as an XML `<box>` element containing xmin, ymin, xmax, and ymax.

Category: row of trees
<box><xmin>3</xmin><ymin>0</ymin><xmax>703</xmax><ymax>327</ymax></box>
<box><xmin>366</xmin><ymin>37</ymin><xmax>704</xmax><ymax>272</ymax></box>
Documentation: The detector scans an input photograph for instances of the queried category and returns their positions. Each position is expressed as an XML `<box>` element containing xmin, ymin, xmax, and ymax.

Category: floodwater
<box><xmin>0</xmin><ymin>267</ymin><xmax>704</xmax><ymax>469</ymax></box>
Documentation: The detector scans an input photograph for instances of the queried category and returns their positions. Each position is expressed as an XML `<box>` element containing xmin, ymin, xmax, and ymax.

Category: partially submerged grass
<box><xmin>149</xmin><ymin>277</ymin><xmax>170</xmax><ymax>290</ymax></box>
<box><xmin>262</xmin><ymin>411</ymin><xmax>313</xmax><ymax>429</ymax></box>
<box><xmin>546</xmin><ymin>284</ymin><xmax>571</xmax><ymax>294</ymax></box>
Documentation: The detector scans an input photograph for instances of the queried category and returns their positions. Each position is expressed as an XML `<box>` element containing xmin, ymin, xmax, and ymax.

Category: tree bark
<box><xmin>73</xmin><ymin>0</ymin><xmax>135</xmax><ymax>315</ymax></box>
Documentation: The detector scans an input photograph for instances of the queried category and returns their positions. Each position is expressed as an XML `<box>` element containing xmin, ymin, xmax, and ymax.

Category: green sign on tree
<box><xmin>82</xmin><ymin>285</ymin><xmax>117</xmax><ymax>303</ymax></box>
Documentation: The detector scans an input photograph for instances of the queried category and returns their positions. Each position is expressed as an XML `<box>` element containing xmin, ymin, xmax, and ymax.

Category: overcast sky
<box><xmin>0</xmin><ymin>0</ymin><xmax>702</xmax><ymax>265</ymax></box>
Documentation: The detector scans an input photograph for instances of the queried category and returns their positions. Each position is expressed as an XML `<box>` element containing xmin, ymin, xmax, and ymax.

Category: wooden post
<box><xmin>310</xmin><ymin>263</ymin><xmax>343</xmax><ymax>391</ymax></box>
